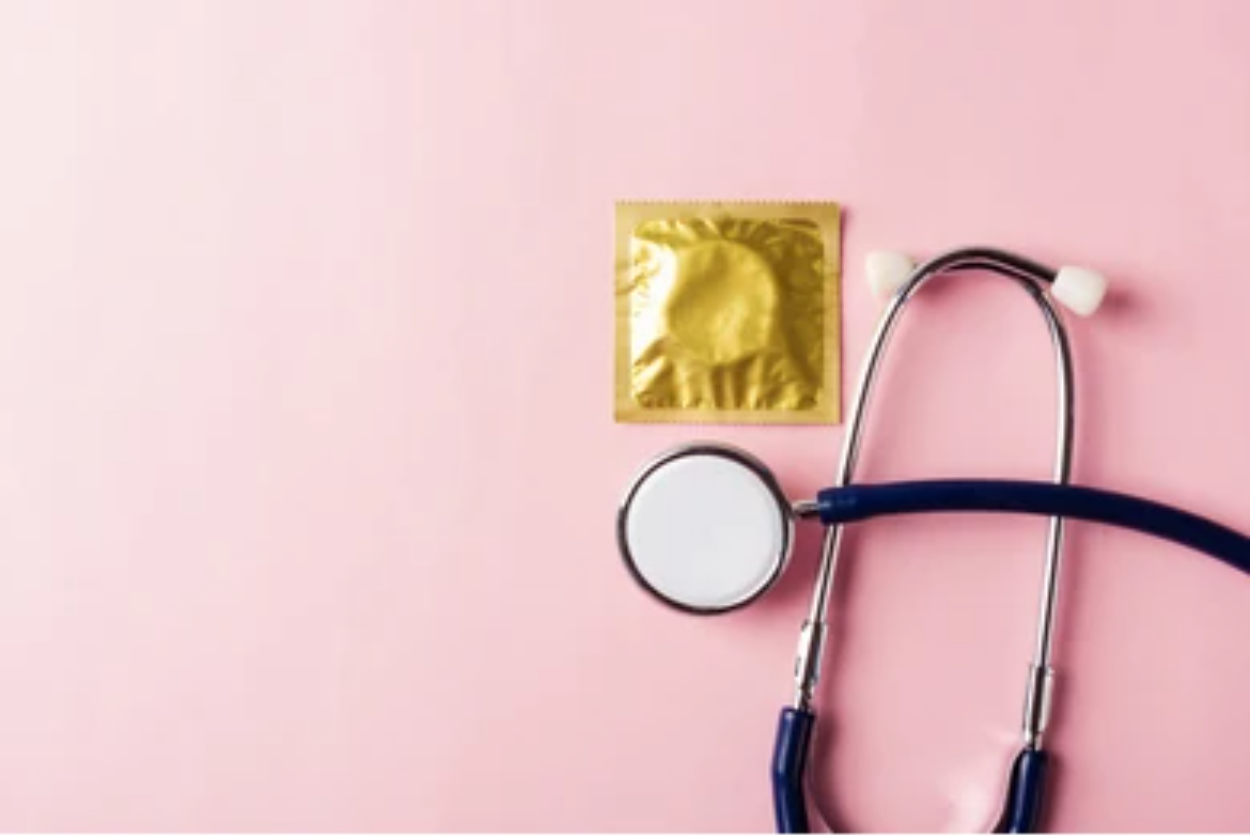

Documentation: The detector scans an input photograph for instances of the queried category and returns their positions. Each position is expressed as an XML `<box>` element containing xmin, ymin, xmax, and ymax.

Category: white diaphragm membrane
<box><xmin>618</xmin><ymin>446</ymin><xmax>792</xmax><ymax>613</ymax></box>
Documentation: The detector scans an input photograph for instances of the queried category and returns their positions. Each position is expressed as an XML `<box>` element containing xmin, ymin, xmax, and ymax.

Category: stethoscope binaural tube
<box><xmin>779</xmin><ymin>248</ymin><xmax>1103</xmax><ymax>834</ymax></box>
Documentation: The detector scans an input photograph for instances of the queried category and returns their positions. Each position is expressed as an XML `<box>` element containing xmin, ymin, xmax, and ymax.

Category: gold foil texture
<box><xmin>615</xmin><ymin>202</ymin><xmax>841</xmax><ymax>424</ymax></box>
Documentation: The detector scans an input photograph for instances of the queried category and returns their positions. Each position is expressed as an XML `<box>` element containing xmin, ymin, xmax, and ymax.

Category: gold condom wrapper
<box><xmin>615</xmin><ymin>201</ymin><xmax>841</xmax><ymax>424</ymax></box>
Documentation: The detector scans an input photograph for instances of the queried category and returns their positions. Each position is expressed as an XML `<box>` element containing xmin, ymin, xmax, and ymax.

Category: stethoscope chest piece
<box><xmin>617</xmin><ymin>444</ymin><xmax>793</xmax><ymax>614</ymax></box>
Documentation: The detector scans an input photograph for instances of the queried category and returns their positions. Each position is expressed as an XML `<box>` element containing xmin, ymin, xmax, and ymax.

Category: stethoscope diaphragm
<box><xmin>616</xmin><ymin>444</ymin><xmax>793</xmax><ymax>614</ymax></box>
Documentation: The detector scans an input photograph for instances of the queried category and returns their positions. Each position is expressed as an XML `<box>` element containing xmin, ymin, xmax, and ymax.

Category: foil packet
<box><xmin>615</xmin><ymin>201</ymin><xmax>841</xmax><ymax>424</ymax></box>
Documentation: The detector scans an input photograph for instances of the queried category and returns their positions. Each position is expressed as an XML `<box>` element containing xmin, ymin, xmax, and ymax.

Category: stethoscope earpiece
<box><xmin>1051</xmin><ymin>265</ymin><xmax>1108</xmax><ymax>316</ymax></box>
<box><xmin>865</xmin><ymin>250</ymin><xmax>915</xmax><ymax>301</ymax></box>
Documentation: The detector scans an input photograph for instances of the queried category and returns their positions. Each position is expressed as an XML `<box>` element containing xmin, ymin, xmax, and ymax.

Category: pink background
<box><xmin>1</xmin><ymin>0</ymin><xmax>1249</xmax><ymax>831</ymax></box>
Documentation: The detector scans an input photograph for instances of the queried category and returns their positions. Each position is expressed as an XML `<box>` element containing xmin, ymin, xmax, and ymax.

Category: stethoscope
<box><xmin>615</xmin><ymin>247</ymin><xmax>1250</xmax><ymax>833</ymax></box>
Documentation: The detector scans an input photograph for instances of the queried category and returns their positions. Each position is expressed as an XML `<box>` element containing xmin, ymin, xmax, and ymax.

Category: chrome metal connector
<box><xmin>1022</xmin><ymin>663</ymin><xmax>1055</xmax><ymax>749</ymax></box>
<box><xmin>792</xmin><ymin>499</ymin><xmax>821</xmax><ymax>519</ymax></box>
<box><xmin>793</xmin><ymin>619</ymin><xmax>827</xmax><ymax>710</ymax></box>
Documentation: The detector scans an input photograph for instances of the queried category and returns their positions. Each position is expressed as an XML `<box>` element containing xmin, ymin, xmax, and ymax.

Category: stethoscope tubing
<box><xmin>773</xmin><ymin>706</ymin><xmax>1049</xmax><ymax>833</ymax></box>
<box><xmin>807</xmin><ymin>480</ymin><xmax>1250</xmax><ymax>577</ymax></box>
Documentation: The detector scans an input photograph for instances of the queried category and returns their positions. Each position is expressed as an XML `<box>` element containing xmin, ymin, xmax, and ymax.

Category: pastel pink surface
<box><xmin>1</xmin><ymin>0</ymin><xmax>1249</xmax><ymax>831</ymax></box>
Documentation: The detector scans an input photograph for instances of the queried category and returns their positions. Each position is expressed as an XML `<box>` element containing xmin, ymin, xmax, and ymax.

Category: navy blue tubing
<box><xmin>998</xmin><ymin>747</ymin><xmax>1049</xmax><ymax>833</ymax></box>
<box><xmin>771</xmin><ymin>708</ymin><xmax>1048</xmax><ymax>834</ymax></box>
<box><xmin>770</xmin><ymin>714</ymin><xmax>1055</xmax><ymax>829</ymax></box>
<box><xmin>772</xmin><ymin>708</ymin><xmax>815</xmax><ymax>833</ymax></box>
<box><xmin>815</xmin><ymin>480</ymin><xmax>1250</xmax><ymax>576</ymax></box>
<box><xmin>772</xmin><ymin>715</ymin><xmax>1049</xmax><ymax>834</ymax></box>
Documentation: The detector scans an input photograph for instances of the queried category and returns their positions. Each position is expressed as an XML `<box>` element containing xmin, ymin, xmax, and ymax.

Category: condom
<box><xmin>615</xmin><ymin>201</ymin><xmax>841</xmax><ymax>424</ymax></box>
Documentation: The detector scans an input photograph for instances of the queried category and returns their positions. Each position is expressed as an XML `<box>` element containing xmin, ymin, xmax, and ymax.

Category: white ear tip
<box><xmin>865</xmin><ymin>250</ymin><xmax>915</xmax><ymax>301</ymax></box>
<box><xmin>1052</xmin><ymin>266</ymin><xmax>1108</xmax><ymax>316</ymax></box>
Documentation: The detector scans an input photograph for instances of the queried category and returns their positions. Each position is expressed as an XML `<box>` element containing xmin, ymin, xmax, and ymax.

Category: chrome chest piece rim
<box><xmin>616</xmin><ymin>443</ymin><xmax>795</xmax><ymax>615</ymax></box>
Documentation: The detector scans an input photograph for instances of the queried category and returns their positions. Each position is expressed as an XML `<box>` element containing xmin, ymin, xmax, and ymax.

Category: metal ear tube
<box><xmin>783</xmin><ymin>248</ymin><xmax>1089</xmax><ymax>833</ymax></box>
